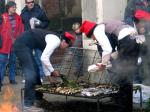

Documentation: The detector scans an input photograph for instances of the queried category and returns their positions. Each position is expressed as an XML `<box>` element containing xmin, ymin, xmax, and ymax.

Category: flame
<box><xmin>0</xmin><ymin>86</ymin><xmax>20</xmax><ymax>112</ymax></box>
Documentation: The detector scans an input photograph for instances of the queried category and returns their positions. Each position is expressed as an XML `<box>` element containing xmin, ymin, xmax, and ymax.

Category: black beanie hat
<box><xmin>6</xmin><ymin>1</ymin><xmax>16</xmax><ymax>12</ymax></box>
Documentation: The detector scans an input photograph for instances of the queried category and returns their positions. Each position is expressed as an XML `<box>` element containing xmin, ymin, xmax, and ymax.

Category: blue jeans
<box><xmin>34</xmin><ymin>49</ymin><xmax>44</xmax><ymax>78</ymax></box>
<box><xmin>9</xmin><ymin>50</ymin><xmax>17</xmax><ymax>81</ymax></box>
<box><xmin>0</xmin><ymin>53</ymin><xmax>8</xmax><ymax>82</ymax></box>
<box><xmin>0</xmin><ymin>51</ymin><xmax>16</xmax><ymax>82</ymax></box>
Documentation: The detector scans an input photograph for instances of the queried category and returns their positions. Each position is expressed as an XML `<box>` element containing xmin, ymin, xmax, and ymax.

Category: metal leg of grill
<box><xmin>21</xmin><ymin>88</ymin><xmax>24</xmax><ymax>112</ymax></box>
<box><xmin>97</xmin><ymin>98</ymin><xmax>100</xmax><ymax>112</ymax></box>
<box><xmin>65</xmin><ymin>95</ymin><xmax>68</xmax><ymax>103</ymax></box>
<box><xmin>133</xmin><ymin>86</ymin><xmax>143</xmax><ymax>112</ymax></box>
<box><xmin>139</xmin><ymin>87</ymin><xmax>143</xmax><ymax>112</ymax></box>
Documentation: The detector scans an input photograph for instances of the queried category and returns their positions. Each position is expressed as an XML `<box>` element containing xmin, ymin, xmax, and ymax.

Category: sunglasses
<box><xmin>26</xmin><ymin>1</ymin><xmax>34</xmax><ymax>4</ymax></box>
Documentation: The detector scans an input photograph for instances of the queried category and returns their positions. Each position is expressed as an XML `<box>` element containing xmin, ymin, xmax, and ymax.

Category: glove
<box><xmin>29</xmin><ymin>18</ymin><xmax>35</xmax><ymax>29</ymax></box>
<box><xmin>29</xmin><ymin>17</ymin><xmax>41</xmax><ymax>29</ymax></box>
<box><xmin>135</xmin><ymin>35</ymin><xmax>145</xmax><ymax>44</ymax></box>
<box><xmin>32</xmin><ymin>17</ymin><xmax>41</xmax><ymax>26</ymax></box>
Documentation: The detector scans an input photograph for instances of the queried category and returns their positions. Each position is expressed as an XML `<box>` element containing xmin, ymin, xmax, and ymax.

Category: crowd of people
<box><xmin>0</xmin><ymin>0</ymin><xmax>150</xmax><ymax>112</ymax></box>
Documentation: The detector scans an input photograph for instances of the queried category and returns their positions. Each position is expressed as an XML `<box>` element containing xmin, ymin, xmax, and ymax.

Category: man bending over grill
<box><xmin>14</xmin><ymin>29</ymin><xmax>75</xmax><ymax>112</ymax></box>
<box><xmin>72</xmin><ymin>20</ymin><xmax>145</xmax><ymax>112</ymax></box>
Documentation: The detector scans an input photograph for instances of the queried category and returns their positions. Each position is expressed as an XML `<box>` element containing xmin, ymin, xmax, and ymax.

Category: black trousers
<box><xmin>14</xmin><ymin>45</ymin><xmax>43</xmax><ymax>106</ymax></box>
<box><xmin>98</xmin><ymin>35</ymin><xmax>140</xmax><ymax>112</ymax></box>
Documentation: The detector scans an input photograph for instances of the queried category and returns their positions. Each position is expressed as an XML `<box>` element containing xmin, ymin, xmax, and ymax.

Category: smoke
<box><xmin>108</xmin><ymin>58</ymin><xmax>135</xmax><ymax>85</ymax></box>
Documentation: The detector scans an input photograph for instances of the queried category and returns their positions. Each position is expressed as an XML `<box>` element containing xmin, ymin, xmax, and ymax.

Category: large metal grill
<box><xmin>20</xmin><ymin>47</ymin><xmax>143</xmax><ymax>112</ymax></box>
<box><xmin>34</xmin><ymin>47</ymin><xmax>120</xmax><ymax>112</ymax></box>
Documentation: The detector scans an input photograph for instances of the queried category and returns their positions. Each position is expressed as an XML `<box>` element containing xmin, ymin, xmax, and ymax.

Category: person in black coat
<box><xmin>21</xmin><ymin>0</ymin><xmax>49</xmax><ymax>30</ymax></box>
<box><xmin>14</xmin><ymin>29</ymin><xmax>75</xmax><ymax>111</ymax></box>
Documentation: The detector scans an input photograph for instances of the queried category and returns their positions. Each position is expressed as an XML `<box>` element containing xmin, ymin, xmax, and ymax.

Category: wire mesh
<box><xmin>51</xmin><ymin>47</ymin><xmax>102</xmax><ymax>83</ymax></box>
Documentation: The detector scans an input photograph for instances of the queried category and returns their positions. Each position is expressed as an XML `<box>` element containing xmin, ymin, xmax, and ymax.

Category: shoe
<box><xmin>23</xmin><ymin>106</ymin><xmax>44</xmax><ymax>112</ymax></box>
<box><xmin>10</xmin><ymin>80</ymin><xmax>17</xmax><ymax>84</ymax></box>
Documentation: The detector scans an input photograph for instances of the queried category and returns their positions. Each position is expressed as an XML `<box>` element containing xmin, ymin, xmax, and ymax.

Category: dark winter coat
<box><xmin>21</xmin><ymin>4</ymin><xmax>49</xmax><ymax>31</ymax></box>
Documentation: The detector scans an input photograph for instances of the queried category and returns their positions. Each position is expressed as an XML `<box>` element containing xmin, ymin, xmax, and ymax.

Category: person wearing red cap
<box><xmin>14</xmin><ymin>28</ymin><xmax>75</xmax><ymax>111</ymax></box>
<box><xmin>73</xmin><ymin>20</ymin><xmax>145</xmax><ymax>112</ymax></box>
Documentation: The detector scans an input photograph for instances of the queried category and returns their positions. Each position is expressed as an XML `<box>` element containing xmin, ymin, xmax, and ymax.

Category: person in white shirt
<box><xmin>72</xmin><ymin>20</ymin><xmax>145</xmax><ymax>112</ymax></box>
<box><xmin>14</xmin><ymin>28</ymin><xmax>75</xmax><ymax>111</ymax></box>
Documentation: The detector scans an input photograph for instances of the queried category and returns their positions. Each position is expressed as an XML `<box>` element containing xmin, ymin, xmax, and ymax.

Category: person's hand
<box><xmin>51</xmin><ymin>70</ymin><xmax>60</xmax><ymax>77</ymax></box>
<box><xmin>47</xmin><ymin>76</ymin><xmax>59</xmax><ymax>86</ymax></box>
<box><xmin>135</xmin><ymin>35</ymin><xmax>145</xmax><ymax>44</ymax></box>
<box><xmin>111</xmin><ymin>51</ymin><xmax>118</xmax><ymax>60</ymax></box>
<box><xmin>96</xmin><ymin>63</ymin><xmax>106</xmax><ymax>71</ymax></box>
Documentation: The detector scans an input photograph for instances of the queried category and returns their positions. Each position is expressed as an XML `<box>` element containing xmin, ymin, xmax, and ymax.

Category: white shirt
<box><xmin>93</xmin><ymin>24</ymin><xmax>112</xmax><ymax>65</ymax></box>
<box><xmin>40</xmin><ymin>34</ymin><xmax>60</xmax><ymax>76</ymax></box>
<box><xmin>118</xmin><ymin>26</ymin><xmax>137</xmax><ymax>40</ymax></box>
<box><xmin>93</xmin><ymin>24</ymin><xmax>137</xmax><ymax>65</ymax></box>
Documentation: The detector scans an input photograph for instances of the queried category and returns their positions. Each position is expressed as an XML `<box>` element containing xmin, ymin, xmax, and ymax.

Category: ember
<box><xmin>0</xmin><ymin>86</ymin><xmax>20</xmax><ymax>112</ymax></box>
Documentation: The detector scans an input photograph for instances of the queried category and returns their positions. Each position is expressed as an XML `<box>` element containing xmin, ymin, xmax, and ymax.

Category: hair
<box><xmin>6</xmin><ymin>1</ymin><xmax>16</xmax><ymax>12</ymax></box>
<box><xmin>61</xmin><ymin>34</ymin><xmax>73</xmax><ymax>47</ymax></box>
<box><xmin>72</xmin><ymin>22</ymin><xmax>81</xmax><ymax>31</ymax></box>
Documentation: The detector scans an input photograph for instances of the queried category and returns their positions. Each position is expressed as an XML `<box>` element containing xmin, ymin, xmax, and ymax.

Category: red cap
<box><xmin>64</xmin><ymin>32</ymin><xmax>75</xmax><ymax>43</ymax></box>
<box><xmin>80</xmin><ymin>20</ymin><xmax>96</xmax><ymax>37</ymax></box>
<box><xmin>135</xmin><ymin>10</ymin><xmax>150</xmax><ymax>21</ymax></box>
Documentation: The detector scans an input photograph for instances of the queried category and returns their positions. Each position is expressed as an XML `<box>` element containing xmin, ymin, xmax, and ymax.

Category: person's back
<box><xmin>15</xmin><ymin>29</ymin><xmax>57</xmax><ymax>50</ymax></box>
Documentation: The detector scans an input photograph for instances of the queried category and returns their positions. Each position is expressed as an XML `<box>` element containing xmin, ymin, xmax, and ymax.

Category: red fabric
<box><xmin>79</xmin><ymin>20</ymin><xmax>96</xmax><ymax>36</ymax></box>
<box><xmin>64</xmin><ymin>32</ymin><xmax>75</xmax><ymax>43</ymax></box>
<box><xmin>135</xmin><ymin>9</ymin><xmax>150</xmax><ymax>21</ymax></box>
<box><xmin>0</xmin><ymin>13</ymin><xmax>24</xmax><ymax>54</ymax></box>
